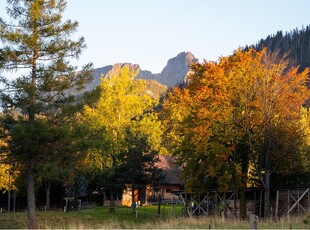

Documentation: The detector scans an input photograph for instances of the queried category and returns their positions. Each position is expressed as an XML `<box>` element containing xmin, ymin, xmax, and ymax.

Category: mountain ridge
<box><xmin>86</xmin><ymin>51</ymin><xmax>197</xmax><ymax>92</ymax></box>
<box><xmin>87</xmin><ymin>26</ymin><xmax>310</xmax><ymax>94</ymax></box>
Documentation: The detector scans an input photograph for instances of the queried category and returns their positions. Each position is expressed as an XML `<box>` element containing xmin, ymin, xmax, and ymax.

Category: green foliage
<box><xmin>116</xmin><ymin>129</ymin><xmax>162</xmax><ymax>187</ymax></box>
<box><xmin>0</xmin><ymin>0</ymin><xmax>92</xmax><ymax>227</ymax></box>
<box><xmin>10</xmin><ymin>120</ymin><xmax>55</xmax><ymax>160</ymax></box>
<box><xmin>248</xmin><ymin>26</ymin><xmax>310</xmax><ymax>74</ymax></box>
<box><xmin>0</xmin><ymin>1</ymin><xmax>93</xmax><ymax>116</ymax></box>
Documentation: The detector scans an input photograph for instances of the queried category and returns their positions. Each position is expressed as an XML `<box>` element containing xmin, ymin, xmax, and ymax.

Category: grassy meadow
<box><xmin>0</xmin><ymin>205</ymin><xmax>309</xmax><ymax>229</ymax></box>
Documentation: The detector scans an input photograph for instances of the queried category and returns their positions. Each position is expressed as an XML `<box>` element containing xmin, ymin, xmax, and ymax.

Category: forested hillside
<box><xmin>246</xmin><ymin>26</ymin><xmax>310</xmax><ymax>72</ymax></box>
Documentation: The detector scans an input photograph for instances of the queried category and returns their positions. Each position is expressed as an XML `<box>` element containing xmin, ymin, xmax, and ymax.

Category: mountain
<box><xmin>137</xmin><ymin>52</ymin><xmax>198</xmax><ymax>87</ymax></box>
<box><xmin>87</xmin><ymin>25</ymin><xmax>310</xmax><ymax>96</ymax></box>
<box><xmin>87</xmin><ymin>52</ymin><xmax>197</xmax><ymax>94</ymax></box>
<box><xmin>246</xmin><ymin>25</ymin><xmax>310</xmax><ymax>72</ymax></box>
<box><xmin>84</xmin><ymin>63</ymin><xmax>140</xmax><ymax>92</ymax></box>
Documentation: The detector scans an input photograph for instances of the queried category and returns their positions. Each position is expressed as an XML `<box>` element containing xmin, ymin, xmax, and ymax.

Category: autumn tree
<box><xmin>162</xmin><ymin>61</ymin><xmax>239</xmax><ymax>193</ymax></box>
<box><xmin>252</xmin><ymin>52</ymin><xmax>309</xmax><ymax>217</ymax></box>
<box><xmin>0</xmin><ymin>137</ymin><xmax>18</xmax><ymax>202</ymax></box>
<box><xmin>271</xmin><ymin>107</ymin><xmax>310</xmax><ymax>187</ymax></box>
<box><xmin>219</xmin><ymin>48</ymin><xmax>309</xmax><ymax>218</ymax></box>
<box><xmin>162</xmin><ymin>48</ymin><xmax>309</xmax><ymax>219</ymax></box>
<box><xmin>0</xmin><ymin>0</ymin><xmax>92</xmax><ymax>228</ymax></box>
<box><xmin>80</xmin><ymin>66</ymin><xmax>162</xmax><ymax>212</ymax></box>
<box><xmin>0</xmin><ymin>124</ymin><xmax>12</xmax><ymax>191</ymax></box>
<box><xmin>222</xmin><ymin>49</ymin><xmax>266</xmax><ymax>218</ymax></box>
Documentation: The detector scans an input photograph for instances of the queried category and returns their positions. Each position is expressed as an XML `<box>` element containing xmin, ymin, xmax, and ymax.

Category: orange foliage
<box><xmin>162</xmin><ymin>48</ymin><xmax>309</xmax><ymax>192</ymax></box>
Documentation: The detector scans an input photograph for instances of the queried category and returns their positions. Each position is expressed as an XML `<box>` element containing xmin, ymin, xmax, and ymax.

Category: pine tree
<box><xmin>0</xmin><ymin>1</ymin><xmax>92</xmax><ymax>228</ymax></box>
<box><xmin>250</xmin><ymin>26</ymin><xmax>310</xmax><ymax>74</ymax></box>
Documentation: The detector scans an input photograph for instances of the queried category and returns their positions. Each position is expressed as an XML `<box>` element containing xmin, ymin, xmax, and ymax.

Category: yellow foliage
<box><xmin>79</xmin><ymin>66</ymin><xmax>162</xmax><ymax>168</ymax></box>
<box><xmin>0</xmin><ymin>161</ymin><xmax>18</xmax><ymax>192</ymax></box>
<box><xmin>300</xmin><ymin>107</ymin><xmax>310</xmax><ymax>145</ymax></box>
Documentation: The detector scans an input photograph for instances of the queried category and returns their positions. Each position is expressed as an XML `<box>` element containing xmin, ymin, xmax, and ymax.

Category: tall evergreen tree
<box><xmin>0</xmin><ymin>0</ymin><xmax>92</xmax><ymax>228</ymax></box>
<box><xmin>116</xmin><ymin>129</ymin><xmax>162</xmax><ymax>214</ymax></box>
<box><xmin>248</xmin><ymin>25</ymin><xmax>310</xmax><ymax>75</ymax></box>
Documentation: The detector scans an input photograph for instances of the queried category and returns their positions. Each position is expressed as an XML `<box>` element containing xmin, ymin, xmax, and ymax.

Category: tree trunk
<box><xmin>240</xmin><ymin>144</ymin><xmax>250</xmax><ymax>219</ymax></box>
<box><xmin>13</xmin><ymin>191</ymin><xmax>16</xmax><ymax>213</ymax></box>
<box><xmin>263</xmin><ymin>123</ymin><xmax>271</xmax><ymax>219</ymax></box>
<box><xmin>157</xmin><ymin>191</ymin><xmax>162</xmax><ymax>217</ymax></box>
<box><xmin>102</xmin><ymin>191</ymin><xmax>106</xmax><ymax>207</ymax></box>
<box><xmin>240</xmin><ymin>188</ymin><xmax>246</xmax><ymax>219</ymax></box>
<box><xmin>27</xmin><ymin>161</ymin><xmax>38</xmax><ymax>229</ymax></box>
<box><xmin>233</xmin><ymin>189</ymin><xmax>237</xmax><ymax>217</ymax></box>
<box><xmin>109</xmin><ymin>155</ymin><xmax>116</xmax><ymax>213</ymax></box>
<box><xmin>45</xmin><ymin>179</ymin><xmax>51</xmax><ymax>210</ymax></box>
<box><xmin>131</xmin><ymin>184</ymin><xmax>136</xmax><ymax>215</ymax></box>
<box><xmin>264</xmin><ymin>171</ymin><xmax>271</xmax><ymax>218</ymax></box>
<box><xmin>74</xmin><ymin>178</ymin><xmax>78</xmax><ymax>211</ymax></box>
<box><xmin>27</xmin><ymin>17</ymin><xmax>38</xmax><ymax>229</ymax></box>
<box><xmin>109</xmin><ymin>191</ymin><xmax>115</xmax><ymax>213</ymax></box>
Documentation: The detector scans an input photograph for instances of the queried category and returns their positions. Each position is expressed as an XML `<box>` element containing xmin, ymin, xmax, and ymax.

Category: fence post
<box><xmin>249</xmin><ymin>214</ymin><xmax>258</xmax><ymax>229</ymax></box>
<box><xmin>275</xmin><ymin>190</ymin><xmax>279</xmax><ymax>217</ymax></box>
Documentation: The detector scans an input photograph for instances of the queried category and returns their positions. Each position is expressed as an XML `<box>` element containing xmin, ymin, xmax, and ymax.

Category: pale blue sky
<box><xmin>2</xmin><ymin>0</ymin><xmax>310</xmax><ymax>73</ymax></box>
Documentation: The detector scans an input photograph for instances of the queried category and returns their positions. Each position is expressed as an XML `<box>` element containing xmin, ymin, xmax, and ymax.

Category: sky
<box><xmin>2</xmin><ymin>0</ymin><xmax>310</xmax><ymax>73</ymax></box>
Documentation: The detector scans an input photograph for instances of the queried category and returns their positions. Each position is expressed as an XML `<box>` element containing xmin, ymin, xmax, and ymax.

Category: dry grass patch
<box><xmin>0</xmin><ymin>208</ymin><xmax>309</xmax><ymax>229</ymax></box>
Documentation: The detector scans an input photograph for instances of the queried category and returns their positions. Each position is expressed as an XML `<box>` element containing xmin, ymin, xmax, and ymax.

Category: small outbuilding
<box><xmin>121</xmin><ymin>155</ymin><xmax>183</xmax><ymax>206</ymax></box>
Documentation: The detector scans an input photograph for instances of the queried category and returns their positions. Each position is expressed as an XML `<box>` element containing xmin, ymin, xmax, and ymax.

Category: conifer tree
<box><xmin>0</xmin><ymin>0</ymin><xmax>92</xmax><ymax>228</ymax></box>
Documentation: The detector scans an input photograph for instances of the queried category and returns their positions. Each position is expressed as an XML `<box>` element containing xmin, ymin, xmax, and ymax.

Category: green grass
<box><xmin>0</xmin><ymin>206</ymin><xmax>309</xmax><ymax>229</ymax></box>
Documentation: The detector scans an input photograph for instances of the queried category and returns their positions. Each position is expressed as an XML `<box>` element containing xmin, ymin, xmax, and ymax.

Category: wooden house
<box><xmin>121</xmin><ymin>155</ymin><xmax>183</xmax><ymax>206</ymax></box>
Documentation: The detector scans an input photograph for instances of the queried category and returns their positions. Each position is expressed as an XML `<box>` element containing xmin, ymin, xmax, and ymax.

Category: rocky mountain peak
<box><xmin>86</xmin><ymin>52</ymin><xmax>198</xmax><ymax>92</ymax></box>
<box><xmin>167</xmin><ymin>52</ymin><xmax>196</xmax><ymax>66</ymax></box>
<box><xmin>85</xmin><ymin>63</ymin><xmax>140</xmax><ymax>92</ymax></box>
<box><xmin>137</xmin><ymin>52</ymin><xmax>197</xmax><ymax>87</ymax></box>
<box><xmin>158</xmin><ymin>52</ymin><xmax>197</xmax><ymax>87</ymax></box>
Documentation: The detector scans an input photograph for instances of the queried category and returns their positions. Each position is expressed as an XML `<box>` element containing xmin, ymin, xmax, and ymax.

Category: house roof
<box><xmin>65</xmin><ymin>176</ymin><xmax>88</xmax><ymax>198</ymax></box>
<box><xmin>156</xmin><ymin>155</ymin><xmax>183</xmax><ymax>185</ymax></box>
